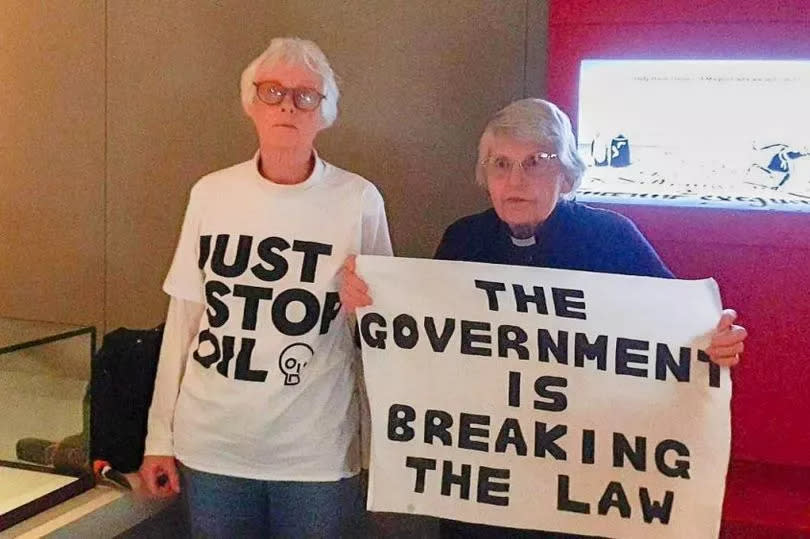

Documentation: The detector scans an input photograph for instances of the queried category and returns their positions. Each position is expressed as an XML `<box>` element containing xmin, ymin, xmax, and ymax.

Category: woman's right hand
<box><xmin>339</xmin><ymin>255</ymin><xmax>372</xmax><ymax>312</ymax></box>
<box><xmin>139</xmin><ymin>455</ymin><xmax>181</xmax><ymax>497</ymax></box>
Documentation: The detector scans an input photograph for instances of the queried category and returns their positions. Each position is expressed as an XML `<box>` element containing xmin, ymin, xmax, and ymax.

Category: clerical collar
<box><xmin>510</xmin><ymin>235</ymin><xmax>536</xmax><ymax>247</ymax></box>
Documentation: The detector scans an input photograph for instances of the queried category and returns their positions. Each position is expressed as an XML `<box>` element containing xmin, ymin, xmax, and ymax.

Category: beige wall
<box><xmin>0</xmin><ymin>1</ymin><xmax>106</xmax><ymax>331</ymax></box>
<box><xmin>1</xmin><ymin>0</ymin><xmax>548</xmax><ymax>332</ymax></box>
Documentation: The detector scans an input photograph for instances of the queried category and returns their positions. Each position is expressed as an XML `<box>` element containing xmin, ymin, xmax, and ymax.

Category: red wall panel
<box><xmin>551</xmin><ymin>0</ymin><xmax>810</xmax><ymax>25</ymax></box>
<box><xmin>548</xmin><ymin>0</ymin><xmax>810</xmax><ymax>470</ymax></box>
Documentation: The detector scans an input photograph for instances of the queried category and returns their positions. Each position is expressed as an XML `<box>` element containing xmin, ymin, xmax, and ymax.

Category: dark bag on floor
<box><xmin>90</xmin><ymin>325</ymin><xmax>164</xmax><ymax>473</ymax></box>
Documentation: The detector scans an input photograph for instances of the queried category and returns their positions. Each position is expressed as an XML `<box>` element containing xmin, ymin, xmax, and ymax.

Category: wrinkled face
<box><xmin>247</xmin><ymin>62</ymin><xmax>324</xmax><ymax>150</ymax></box>
<box><xmin>484</xmin><ymin>136</ymin><xmax>572</xmax><ymax>232</ymax></box>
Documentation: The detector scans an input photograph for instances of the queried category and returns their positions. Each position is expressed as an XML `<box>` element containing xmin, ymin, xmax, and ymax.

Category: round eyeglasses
<box><xmin>481</xmin><ymin>152</ymin><xmax>559</xmax><ymax>179</ymax></box>
<box><xmin>253</xmin><ymin>81</ymin><xmax>326</xmax><ymax>111</ymax></box>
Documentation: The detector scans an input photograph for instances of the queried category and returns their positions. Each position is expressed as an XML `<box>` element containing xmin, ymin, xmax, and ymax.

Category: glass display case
<box><xmin>0</xmin><ymin>317</ymin><xmax>96</xmax><ymax>530</ymax></box>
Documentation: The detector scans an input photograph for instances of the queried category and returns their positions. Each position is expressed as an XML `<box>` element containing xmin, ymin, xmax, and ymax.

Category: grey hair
<box><xmin>239</xmin><ymin>37</ymin><xmax>339</xmax><ymax>128</ymax></box>
<box><xmin>475</xmin><ymin>98</ymin><xmax>586</xmax><ymax>196</ymax></box>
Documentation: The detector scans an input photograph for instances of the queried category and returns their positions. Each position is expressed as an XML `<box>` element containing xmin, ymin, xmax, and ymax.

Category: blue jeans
<box><xmin>179</xmin><ymin>462</ymin><xmax>366</xmax><ymax>538</ymax></box>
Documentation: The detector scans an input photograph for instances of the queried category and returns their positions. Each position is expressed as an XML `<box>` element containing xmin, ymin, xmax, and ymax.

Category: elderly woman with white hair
<box><xmin>139</xmin><ymin>37</ymin><xmax>391</xmax><ymax>537</ymax></box>
<box><xmin>340</xmin><ymin>98</ymin><xmax>746</xmax><ymax>538</ymax></box>
<box><xmin>431</xmin><ymin>98</ymin><xmax>673</xmax><ymax>274</ymax></box>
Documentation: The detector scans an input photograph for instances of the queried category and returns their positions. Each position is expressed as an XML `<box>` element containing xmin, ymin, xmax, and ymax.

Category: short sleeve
<box><xmin>360</xmin><ymin>184</ymin><xmax>393</xmax><ymax>256</ymax></box>
<box><xmin>163</xmin><ymin>187</ymin><xmax>205</xmax><ymax>302</ymax></box>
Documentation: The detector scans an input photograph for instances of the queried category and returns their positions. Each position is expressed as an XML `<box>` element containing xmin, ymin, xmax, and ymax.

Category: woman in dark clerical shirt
<box><xmin>340</xmin><ymin>98</ymin><xmax>747</xmax><ymax>539</ymax></box>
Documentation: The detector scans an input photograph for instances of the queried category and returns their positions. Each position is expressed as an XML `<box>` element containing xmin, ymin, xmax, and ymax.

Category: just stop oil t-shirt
<box><xmin>163</xmin><ymin>154</ymin><xmax>391</xmax><ymax>481</ymax></box>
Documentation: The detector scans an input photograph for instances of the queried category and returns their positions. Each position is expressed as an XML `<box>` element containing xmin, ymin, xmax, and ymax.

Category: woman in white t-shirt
<box><xmin>139</xmin><ymin>37</ymin><xmax>392</xmax><ymax>538</ymax></box>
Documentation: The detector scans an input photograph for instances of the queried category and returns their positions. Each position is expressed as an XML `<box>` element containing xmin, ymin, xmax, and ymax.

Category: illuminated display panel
<box><xmin>577</xmin><ymin>60</ymin><xmax>810</xmax><ymax>211</ymax></box>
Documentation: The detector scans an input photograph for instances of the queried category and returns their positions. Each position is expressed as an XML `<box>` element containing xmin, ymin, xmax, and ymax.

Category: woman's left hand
<box><xmin>705</xmin><ymin>309</ymin><xmax>747</xmax><ymax>367</ymax></box>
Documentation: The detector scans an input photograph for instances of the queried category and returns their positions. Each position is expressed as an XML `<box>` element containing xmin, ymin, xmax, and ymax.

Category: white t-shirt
<box><xmin>152</xmin><ymin>152</ymin><xmax>391</xmax><ymax>481</ymax></box>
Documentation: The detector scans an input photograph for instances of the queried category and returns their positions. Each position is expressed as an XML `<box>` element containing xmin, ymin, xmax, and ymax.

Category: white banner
<box><xmin>357</xmin><ymin>255</ymin><xmax>731</xmax><ymax>539</ymax></box>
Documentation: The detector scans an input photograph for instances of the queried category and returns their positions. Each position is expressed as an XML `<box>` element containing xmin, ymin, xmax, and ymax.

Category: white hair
<box><xmin>476</xmin><ymin>98</ymin><xmax>586</xmax><ymax>196</ymax></box>
<box><xmin>239</xmin><ymin>37</ymin><xmax>339</xmax><ymax>128</ymax></box>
